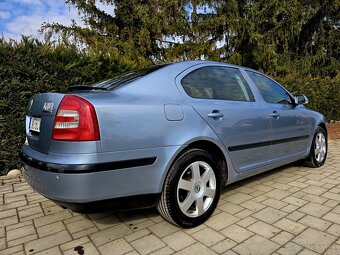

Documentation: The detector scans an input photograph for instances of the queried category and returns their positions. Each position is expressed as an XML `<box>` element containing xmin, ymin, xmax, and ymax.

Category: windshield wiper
<box><xmin>68</xmin><ymin>85</ymin><xmax>108</xmax><ymax>91</ymax></box>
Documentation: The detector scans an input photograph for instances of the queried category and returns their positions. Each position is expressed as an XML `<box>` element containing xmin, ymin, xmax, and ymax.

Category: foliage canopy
<box><xmin>43</xmin><ymin>0</ymin><xmax>339</xmax><ymax>77</ymax></box>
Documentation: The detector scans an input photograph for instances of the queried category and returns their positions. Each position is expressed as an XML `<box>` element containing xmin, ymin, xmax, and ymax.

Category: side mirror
<box><xmin>294</xmin><ymin>95</ymin><xmax>309</xmax><ymax>105</ymax></box>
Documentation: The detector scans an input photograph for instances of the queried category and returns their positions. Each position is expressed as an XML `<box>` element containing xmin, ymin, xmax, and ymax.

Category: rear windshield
<box><xmin>88</xmin><ymin>64</ymin><xmax>171</xmax><ymax>90</ymax></box>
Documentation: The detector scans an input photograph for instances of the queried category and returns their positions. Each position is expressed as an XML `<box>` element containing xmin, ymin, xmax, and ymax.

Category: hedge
<box><xmin>0</xmin><ymin>38</ymin><xmax>339</xmax><ymax>175</ymax></box>
<box><xmin>0</xmin><ymin>38</ymin><xmax>135</xmax><ymax>175</ymax></box>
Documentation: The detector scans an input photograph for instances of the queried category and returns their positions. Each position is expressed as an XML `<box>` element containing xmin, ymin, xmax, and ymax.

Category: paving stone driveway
<box><xmin>1</xmin><ymin>140</ymin><xmax>340</xmax><ymax>255</ymax></box>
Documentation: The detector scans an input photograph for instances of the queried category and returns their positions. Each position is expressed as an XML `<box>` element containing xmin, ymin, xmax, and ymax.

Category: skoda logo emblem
<box><xmin>43</xmin><ymin>102</ymin><xmax>54</xmax><ymax>113</ymax></box>
<box><xmin>194</xmin><ymin>185</ymin><xmax>201</xmax><ymax>193</ymax></box>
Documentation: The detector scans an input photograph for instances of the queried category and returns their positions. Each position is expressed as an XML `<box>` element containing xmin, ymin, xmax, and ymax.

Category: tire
<box><xmin>157</xmin><ymin>148</ymin><xmax>221</xmax><ymax>228</ymax></box>
<box><xmin>303</xmin><ymin>127</ymin><xmax>328</xmax><ymax>168</ymax></box>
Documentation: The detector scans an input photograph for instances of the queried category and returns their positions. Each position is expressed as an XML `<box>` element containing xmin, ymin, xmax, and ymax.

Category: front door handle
<box><xmin>270</xmin><ymin>111</ymin><xmax>280</xmax><ymax>119</ymax></box>
<box><xmin>208</xmin><ymin>110</ymin><xmax>224</xmax><ymax>119</ymax></box>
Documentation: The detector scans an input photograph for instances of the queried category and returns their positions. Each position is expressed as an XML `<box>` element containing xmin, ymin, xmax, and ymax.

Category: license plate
<box><xmin>29</xmin><ymin>117</ymin><xmax>41</xmax><ymax>132</ymax></box>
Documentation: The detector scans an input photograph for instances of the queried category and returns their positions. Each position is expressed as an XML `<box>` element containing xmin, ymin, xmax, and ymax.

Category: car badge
<box><xmin>43</xmin><ymin>102</ymin><xmax>54</xmax><ymax>113</ymax></box>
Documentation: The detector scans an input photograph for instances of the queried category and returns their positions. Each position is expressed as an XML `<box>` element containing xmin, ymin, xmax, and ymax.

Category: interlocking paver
<box><xmin>253</xmin><ymin>207</ymin><xmax>287</xmax><ymax>224</ymax></box>
<box><xmin>205</xmin><ymin>212</ymin><xmax>239</xmax><ymax>230</ymax></box>
<box><xmin>36</xmin><ymin>222</ymin><xmax>66</xmax><ymax>238</ymax></box>
<box><xmin>192</xmin><ymin>227</ymin><xmax>225</xmax><ymax>246</ymax></box>
<box><xmin>0</xmin><ymin>227</ymin><xmax>4</xmax><ymax>238</ymax></box>
<box><xmin>221</xmin><ymin>224</ymin><xmax>254</xmax><ymax>243</ymax></box>
<box><xmin>241</xmin><ymin>200</ymin><xmax>266</xmax><ymax>212</ymax></box>
<box><xmin>233</xmin><ymin>234</ymin><xmax>280</xmax><ymax>255</ymax></box>
<box><xmin>286</xmin><ymin>211</ymin><xmax>305</xmax><ymax>221</ymax></box>
<box><xmin>323</xmin><ymin>211</ymin><xmax>340</xmax><ymax>224</ymax></box>
<box><xmin>292</xmin><ymin>228</ymin><xmax>337</xmax><ymax>253</ymax></box>
<box><xmin>65</xmin><ymin>218</ymin><xmax>96</xmax><ymax>234</ymax></box>
<box><xmin>234</xmin><ymin>208</ymin><xmax>253</xmax><ymax>218</ymax></box>
<box><xmin>130</xmin><ymin>234</ymin><xmax>165</xmax><ymax>255</ymax></box>
<box><xmin>98</xmin><ymin>238</ymin><xmax>132</xmax><ymax>255</ymax></box>
<box><xmin>276</xmin><ymin>242</ymin><xmax>303</xmax><ymax>255</ymax></box>
<box><xmin>6</xmin><ymin>224</ymin><xmax>36</xmax><ymax>241</ymax></box>
<box><xmin>149</xmin><ymin>246</ymin><xmax>174</xmax><ymax>255</ymax></box>
<box><xmin>90</xmin><ymin>224</ymin><xmax>131</xmax><ymax>246</ymax></box>
<box><xmin>300</xmin><ymin>193</ymin><xmax>328</xmax><ymax>204</ymax></box>
<box><xmin>0</xmin><ymin>200</ymin><xmax>27</xmax><ymax>211</ymax></box>
<box><xmin>262</xmin><ymin>198</ymin><xmax>288</xmax><ymax>209</ymax></box>
<box><xmin>324</xmin><ymin>244</ymin><xmax>340</xmax><ymax>255</ymax></box>
<box><xmin>273</xmin><ymin>218</ymin><xmax>306</xmax><ymax>235</ymax></box>
<box><xmin>282</xmin><ymin>196</ymin><xmax>308</xmax><ymax>207</ymax></box>
<box><xmin>60</xmin><ymin>237</ymin><xmax>90</xmax><ymax>252</ymax></box>
<box><xmin>24</xmin><ymin>230</ymin><xmax>71</xmax><ymax>254</ymax></box>
<box><xmin>271</xmin><ymin>231</ymin><xmax>294</xmax><ymax>245</ymax></box>
<box><xmin>34</xmin><ymin>211</ymin><xmax>73</xmax><ymax>227</ymax></box>
<box><xmin>224</xmin><ymin>192</ymin><xmax>252</xmax><ymax>204</ymax></box>
<box><xmin>162</xmin><ymin>231</ymin><xmax>196</xmax><ymax>251</ymax></box>
<box><xmin>265</xmin><ymin>189</ymin><xmax>291</xmax><ymax>200</ymax></box>
<box><xmin>211</xmin><ymin>238</ymin><xmax>237</xmax><ymax>253</ymax></box>
<box><xmin>1</xmin><ymin>215</ymin><xmax>18</xmax><ymax>227</ymax></box>
<box><xmin>125</xmin><ymin>229</ymin><xmax>151</xmax><ymax>242</ymax></box>
<box><xmin>298</xmin><ymin>202</ymin><xmax>331</xmax><ymax>217</ymax></box>
<box><xmin>35</xmin><ymin>246</ymin><xmax>63</xmax><ymax>255</ymax></box>
<box><xmin>0</xmin><ymin>244</ymin><xmax>24</xmax><ymax>255</ymax></box>
<box><xmin>281</xmin><ymin>204</ymin><xmax>299</xmax><ymax>213</ymax></box>
<box><xmin>298</xmin><ymin>215</ymin><xmax>332</xmax><ymax>231</ymax></box>
<box><xmin>174</xmin><ymin>242</ymin><xmax>217</xmax><ymax>255</ymax></box>
<box><xmin>219</xmin><ymin>202</ymin><xmax>244</xmax><ymax>214</ymax></box>
<box><xmin>326</xmin><ymin>223</ymin><xmax>340</xmax><ymax>236</ymax></box>
<box><xmin>0</xmin><ymin>237</ymin><xmax>5</xmax><ymax>250</ymax></box>
<box><xmin>148</xmin><ymin>221</ymin><xmax>179</xmax><ymax>238</ymax></box>
<box><xmin>248</xmin><ymin>220</ymin><xmax>281</xmax><ymax>238</ymax></box>
<box><xmin>0</xmin><ymin>139</ymin><xmax>339</xmax><ymax>255</ymax></box>
<box><xmin>0</xmin><ymin>209</ymin><xmax>16</xmax><ymax>219</ymax></box>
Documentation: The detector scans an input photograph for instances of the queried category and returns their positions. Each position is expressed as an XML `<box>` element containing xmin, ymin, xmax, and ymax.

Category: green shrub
<box><xmin>0</xmin><ymin>37</ymin><xmax>135</xmax><ymax>175</ymax></box>
<box><xmin>277</xmin><ymin>76</ymin><xmax>340</xmax><ymax>121</ymax></box>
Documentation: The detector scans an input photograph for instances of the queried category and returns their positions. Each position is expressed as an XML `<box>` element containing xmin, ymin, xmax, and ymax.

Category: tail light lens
<box><xmin>52</xmin><ymin>95</ymin><xmax>100</xmax><ymax>141</ymax></box>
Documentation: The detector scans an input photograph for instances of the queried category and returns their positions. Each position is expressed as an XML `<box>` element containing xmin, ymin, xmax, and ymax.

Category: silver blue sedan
<box><xmin>21</xmin><ymin>61</ymin><xmax>327</xmax><ymax>227</ymax></box>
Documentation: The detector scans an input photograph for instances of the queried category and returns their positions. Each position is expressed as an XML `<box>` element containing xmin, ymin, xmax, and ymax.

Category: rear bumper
<box><xmin>49</xmin><ymin>194</ymin><xmax>159</xmax><ymax>213</ymax></box>
<box><xmin>21</xmin><ymin>144</ymin><xmax>180</xmax><ymax>205</ymax></box>
<box><xmin>20</xmin><ymin>151</ymin><xmax>156</xmax><ymax>173</ymax></box>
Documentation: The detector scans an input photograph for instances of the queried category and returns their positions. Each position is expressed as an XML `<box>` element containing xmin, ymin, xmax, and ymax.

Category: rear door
<box><xmin>245</xmin><ymin>71</ymin><xmax>311</xmax><ymax>160</ymax></box>
<box><xmin>176</xmin><ymin>65</ymin><xmax>272</xmax><ymax>172</ymax></box>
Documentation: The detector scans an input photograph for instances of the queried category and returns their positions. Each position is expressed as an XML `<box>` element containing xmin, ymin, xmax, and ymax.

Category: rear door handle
<box><xmin>208</xmin><ymin>110</ymin><xmax>224</xmax><ymax>119</ymax></box>
<box><xmin>270</xmin><ymin>111</ymin><xmax>280</xmax><ymax>119</ymax></box>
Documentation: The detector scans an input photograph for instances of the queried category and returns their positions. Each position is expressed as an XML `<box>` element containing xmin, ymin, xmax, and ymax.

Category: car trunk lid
<box><xmin>26</xmin><ymin>93</ymin><xmax>64</xmax><ymax>154</ymax></box>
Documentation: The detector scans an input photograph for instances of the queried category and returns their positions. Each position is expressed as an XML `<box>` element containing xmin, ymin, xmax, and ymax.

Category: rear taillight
<box><xmin>52</xmin><ymin>95</ymin><xmax>100</xmax><ymax>141</ymax></box>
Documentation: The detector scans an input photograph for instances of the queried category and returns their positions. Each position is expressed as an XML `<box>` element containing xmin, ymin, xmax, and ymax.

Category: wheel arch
<box><xmin>318</xmin><ymin>122</ymin><xmax>328</xmax><ymax>137</ymax></box>
<box><xmin>185</xmin><ymin>140</ymin><xmax>228</xmax><ymax>185</ymax></box>
<box><xmin>161</xmin><ymin>139</ymin><xmax>229</xmax><ymax>192</ymax></box>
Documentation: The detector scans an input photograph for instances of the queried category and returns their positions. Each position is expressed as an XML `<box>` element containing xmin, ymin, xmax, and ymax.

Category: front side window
<box><xmin>181</xmin><ymin>66</ymin><xmax>254</xmax><ymax>102</ymax></box>
<box><xmin>247</xmin><ymin>71</ymin><xmax>293</xmax><ymax>104</ymax></box>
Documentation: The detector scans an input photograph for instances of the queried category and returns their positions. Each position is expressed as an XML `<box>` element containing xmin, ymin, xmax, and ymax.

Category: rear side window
<box><xmin>181</xmin><ymin>68</ymin><xmax>215</xmax><ymax>99</ymax></box>
<box><xmin>247</xmin><ymin>71</ymin><xmax>293</xmax><ymax>104</ymax></box>
<box><xmin>181</xmin><ymin>66</ymin><xmax>254</xmax><ymax>102</ymax></box>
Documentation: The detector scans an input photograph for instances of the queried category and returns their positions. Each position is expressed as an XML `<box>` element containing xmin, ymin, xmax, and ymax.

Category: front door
<box><xmin>246</xmin><ymin>71</ymin><xmax>311</xmax><ymax>160</ymax></box>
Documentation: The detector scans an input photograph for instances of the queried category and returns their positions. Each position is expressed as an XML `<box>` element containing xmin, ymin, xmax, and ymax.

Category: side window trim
<box><xmin>235</xmin><ymin>74</ymin><xmax>250</xmax><ymax>101</ymax></box>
